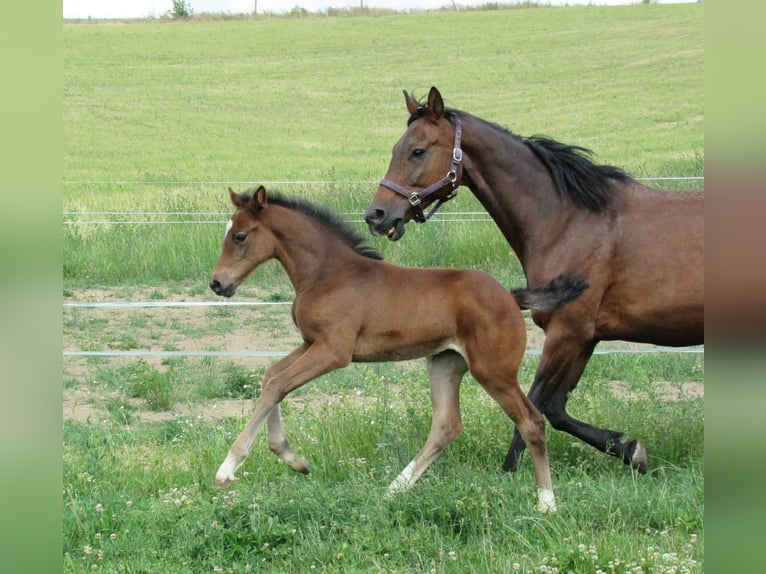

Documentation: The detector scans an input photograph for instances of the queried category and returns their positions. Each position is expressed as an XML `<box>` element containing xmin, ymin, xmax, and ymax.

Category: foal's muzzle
<box><xmin>209</xmin><ymin>276</ymin><xmax>237</xmax><ymax>298</ymax></box>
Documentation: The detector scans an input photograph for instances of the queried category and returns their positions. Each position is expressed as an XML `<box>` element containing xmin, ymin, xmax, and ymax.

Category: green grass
<box><xmin>63</xmin><ymin>4</ymin><xmax>702</xmax><ymax>184</ymax></box>
<box><xmin>63</xmin><ymin>356</ymin><xmax>703</xmax><ymax>574</ymax></box>
<box><xmin>63</xmin><ymin>3</ymin><xmax>703</xmax><ymax>288</ymax></box>
<box><xmin>63</xmin><ymin>5</ymin><xmax>703</xmax><ymax>573</ymax></box>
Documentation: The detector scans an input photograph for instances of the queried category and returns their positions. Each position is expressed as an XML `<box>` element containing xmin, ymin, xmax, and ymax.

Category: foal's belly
<box><xmin>351</xmin><ymin>335</ymin><xmax>457</xmax><ymax>363</ymax></box>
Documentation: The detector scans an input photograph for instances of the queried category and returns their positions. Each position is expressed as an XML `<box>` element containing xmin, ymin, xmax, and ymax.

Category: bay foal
<box><xmin>210</xmin><ymin>186</ymin><xmax>588</xmax><ymax>511</ymax></box>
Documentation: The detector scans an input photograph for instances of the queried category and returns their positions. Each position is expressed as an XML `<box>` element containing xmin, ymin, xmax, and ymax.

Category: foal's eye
<box><xmin>233</xmin><ymin>232</ymin><xmax>247</xmax><ymax>244</ymax></box>
<box><xmin>412</xmin><ymin>148</ymin><xmax>426</xmax><ymax>158</ymax></box>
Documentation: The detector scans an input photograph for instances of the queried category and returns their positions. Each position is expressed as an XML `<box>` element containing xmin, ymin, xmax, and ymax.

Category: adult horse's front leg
<box><xmin>215</xmin><ymin>342</ymin><xmax>350</xmax><ymax>488</ymax></box>
<box><xmin>502</xmin><ymin>338</ymin><xmax>647</xmax><ymax>474</ymax></box>
<box><xmin>386</xmin><ymin>351</ymin><xmax>467</xmax><ymax>497</ymax></box>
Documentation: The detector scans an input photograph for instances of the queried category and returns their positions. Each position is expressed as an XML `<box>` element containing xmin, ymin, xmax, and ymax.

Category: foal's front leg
<box><xmin>386</xmin><ymin>352</ymin><xmax>467</xmax><ymax>497</ymax></box>
<box><xmin>216</xmin><ymin>342</ymin><xmax>348</xmax><ymax>487</ymax></box>
<box><xmin>263</xmin><ymin>346</ymin><xmax>312</xmax><ymax>474</ymax></box>
<box><xmin>267</xmin><ymin>405</ymin><xmax>310</xmax><ymax>474</ymax></box>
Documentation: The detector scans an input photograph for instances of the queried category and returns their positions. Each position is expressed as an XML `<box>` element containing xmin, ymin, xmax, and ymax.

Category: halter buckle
<box><xmin>408</xmin><ymin>193</ymin><xmax>422</xmax><ymax>208</ymax></box>
<box><xmin>453</xmin><ymin>148</ymin><xmax>463</xmax><ymax>163</ymax></box>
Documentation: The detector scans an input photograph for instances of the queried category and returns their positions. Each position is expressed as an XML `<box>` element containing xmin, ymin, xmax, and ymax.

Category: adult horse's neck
<box><xmin>456</xmin><ymin>113</ymin><xmax>581</xmax><ymax>273</ymax></box>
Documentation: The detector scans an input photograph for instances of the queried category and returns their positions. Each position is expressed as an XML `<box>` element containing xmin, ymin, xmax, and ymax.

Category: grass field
<box><xmin>63</xmin><ymin>2</ymin><xmax>703</xmax><ymax>289</ymax></box>
<box><xmin>63</xmin><ymin>4</ymin><xmax>704</xmax><ymax>573</ymax></box>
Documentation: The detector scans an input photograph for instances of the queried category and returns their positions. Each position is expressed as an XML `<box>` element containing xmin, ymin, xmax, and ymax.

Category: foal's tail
<box><xmin>512</xmin><ymin>274</ymin><xmax>589</xmax><ymax>311</ymax></box>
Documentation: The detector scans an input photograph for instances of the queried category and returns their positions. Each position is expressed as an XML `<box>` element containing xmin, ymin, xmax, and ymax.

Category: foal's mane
<box><xmin>408</xmin><ymin>104</ymin><xmax>630</xmax><ymax>212</ymax></box>
<box><xmin>239</xmin><ymin>189</ymin><xmax>383</xmax><ymax>260</ymax></box>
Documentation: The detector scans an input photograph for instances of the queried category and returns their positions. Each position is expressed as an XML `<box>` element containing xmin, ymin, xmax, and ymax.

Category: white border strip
<box><xmin>63</xmin><ymin>347</ymin><xmax>703</xmax><ymax>358</ymax></box>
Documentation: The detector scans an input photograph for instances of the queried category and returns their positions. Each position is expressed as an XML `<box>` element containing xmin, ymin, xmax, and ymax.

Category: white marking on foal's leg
<box><xmin>215</xmin><ymin>451</ymin><xmax>242</xmax><ymax>488</ymax></box>
<box><xmin>537</xmin><ymin>488</ymin><xmax>557</xmax><ymax>513</ymax></box>
<box><xmin>385</xmin><ymin>460</ymin><xmax>417</xmax><ymax>499</ymax></box>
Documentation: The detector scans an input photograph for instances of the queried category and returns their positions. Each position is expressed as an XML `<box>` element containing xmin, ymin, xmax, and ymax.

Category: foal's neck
<box><xmin>268</xmin><ymin>207</ymin><xmax>362</xmax><ymax>294</ymax></box>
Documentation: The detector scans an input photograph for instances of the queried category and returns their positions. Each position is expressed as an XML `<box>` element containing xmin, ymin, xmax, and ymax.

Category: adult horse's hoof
<box><xmin>628</xmin><ymin>440</ymin><xmax>647</xmax><ymax>474</ymax></box>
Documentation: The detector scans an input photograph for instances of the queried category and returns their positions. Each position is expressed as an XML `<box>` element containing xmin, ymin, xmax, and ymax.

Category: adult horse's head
<box><xmin>210</xmin><ymin>186</ymin><xmax>275</xmax><ymax>297</ymax></box>
<box><xmin>365</xmin><ymin>86</ymin><xmax>463</xmax><ymax>241</ymax></box>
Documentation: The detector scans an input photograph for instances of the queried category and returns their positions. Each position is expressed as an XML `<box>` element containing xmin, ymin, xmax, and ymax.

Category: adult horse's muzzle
<box><xmin>209</xmin><ymin>273</ymin><xmax>238</xmax><ymax>297</ymax></box>
<box><xmin>364</xmin><ymin>205</ymin><xmax>407</xmax><ymax>241</ymax></box>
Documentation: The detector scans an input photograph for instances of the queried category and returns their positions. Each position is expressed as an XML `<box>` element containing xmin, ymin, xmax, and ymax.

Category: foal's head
<box><xmin>209</xmin><ymin>186</ymin><xmax>275</xmax><ymax>298</ymax></box>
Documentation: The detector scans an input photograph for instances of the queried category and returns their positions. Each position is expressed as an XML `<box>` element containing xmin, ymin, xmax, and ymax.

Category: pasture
<box><xmin>63</xmin><ymin>4</ymin><xmax>703</xmax><ymax>573</ymax></box>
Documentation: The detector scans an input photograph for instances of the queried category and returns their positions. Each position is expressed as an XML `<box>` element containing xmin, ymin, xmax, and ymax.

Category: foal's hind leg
<box><xmin>386</xmin><ymin>351</ymin><xmax>467</xmax><ymax>498</ymax></box>
<box><xmin>472</xmin><ymin>362</ymin><xmax>556</xmax><ymax>512</ymax></box>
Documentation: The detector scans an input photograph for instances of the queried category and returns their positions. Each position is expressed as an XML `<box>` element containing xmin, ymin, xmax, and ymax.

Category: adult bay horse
<box><xmin>364</xmin><ymin>87</ymin><xmax>704</xmax><ymax>474</ymax></box>
<box><xmin>209</xmin><ymin>185</ymin><xmax>589</xmax><ymax>511</ymax></box>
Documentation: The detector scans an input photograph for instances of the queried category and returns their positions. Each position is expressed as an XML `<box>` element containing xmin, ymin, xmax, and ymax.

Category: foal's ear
<box><xmin>228</xmin><ymin>187</ymin><xmax>241</xmax><ymax>208</ymax></box>
<box><xmin>427</xmin><ymin>86</ymin><xmax>444</xmax><ymax>120</ymax></box>
<box><xmin>253</xmin><ymin>185</ymin><xmax>268</xmax><ymax>210</ymax></box>
<box><xmin>403</xmin><ymin>90</ymin><xmax>419</xmax><ymax>116</ymax></box>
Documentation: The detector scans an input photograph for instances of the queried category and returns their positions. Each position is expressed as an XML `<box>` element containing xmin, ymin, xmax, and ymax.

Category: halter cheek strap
<box><xmin>379</xmin><ymin>119</ymin><xmax>463</xmax><ymax>223</ymax></box>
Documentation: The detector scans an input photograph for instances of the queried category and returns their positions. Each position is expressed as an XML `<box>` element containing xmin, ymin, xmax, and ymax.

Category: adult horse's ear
<box><xmin>228</xmin><ymin>187</ymin><xmax>241</xmax><ymax>208</ymax></box>
<box><xmin>427</xmin><ymin>87</ymin><xmax>444</xmax><ymax>120</ymax></box>
<box><xmin>404</xmin><ymin>90</ymin><xmax>419</xmax><ymax>116</ymax></box>
<box><xmin>254</xmin><ymin>185</ymin><xmax>268</xmax><ymax>210</ymax></box>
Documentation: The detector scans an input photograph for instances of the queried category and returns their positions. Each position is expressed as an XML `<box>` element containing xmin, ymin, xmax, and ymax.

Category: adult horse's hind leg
<box><xmin>502</xmin><ymin>337</ymin><xmax>647</xmax><ymax>474</ymax></box>
<box><xmin>386</xmin><ymin>351</ymin><xmax>467</xmax><ymax>497</ymax></box>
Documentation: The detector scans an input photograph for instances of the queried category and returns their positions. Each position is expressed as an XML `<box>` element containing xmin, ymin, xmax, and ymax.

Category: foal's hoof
<box><xmin>288</xmin><ymin>455</ymin><xmax>311</xmax><ymax>475</ymax></box>
<box><xmin>537</xmin><ymin>488</ymin><xmax>557</xmax><ymax>513</ymax></box>
<box><xmin>628</xmin><ymin>440</ymin><xmax>647</xmax><ymax>474</ymax></box>
<box><xmin>215</xmin><ymin>474</ymin><xmax>236</xmax><ymax>489</ymax></box>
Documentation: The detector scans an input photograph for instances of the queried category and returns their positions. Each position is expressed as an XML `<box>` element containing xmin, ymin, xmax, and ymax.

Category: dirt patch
<box><xmin>63</xmin><ymin>285</ymin><xmax>702</xmax><ymax>424</ymax></box>
<box><xmin>609</xmin><ymin>380</ymin><xmax>704</xmax><ymax>402</ymax></box>
<box><xmin>63</xmin><ymin>388</ymin><xmax>254</xmax><ymax>424</ymax></box>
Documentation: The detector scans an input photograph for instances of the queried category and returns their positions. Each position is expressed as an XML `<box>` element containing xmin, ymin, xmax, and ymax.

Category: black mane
<box><xmin>239</xmin><ymin>189</ymin><xmax>383</xmax><ymax>260</ymax></box>
<box><xmin>408</xmin><ymin>103</ymin><xmax>630</xmax><ymax>212</ymax></box>
<box><xmin>522</xmin><ymin>135</ymin><xmax>630</xmax><ymax>212</ymax></box>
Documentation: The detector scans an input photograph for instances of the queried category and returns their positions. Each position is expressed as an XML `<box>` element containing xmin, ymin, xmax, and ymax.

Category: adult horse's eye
<box><xmin>234</xmin><ymin>232</ymin><xmax>247</xmax><ymax>244</ymax></box>
<box><xmin>412</xmin><ymin>148</ymin><xmax>426</xmax><ymax>158</ymax></box>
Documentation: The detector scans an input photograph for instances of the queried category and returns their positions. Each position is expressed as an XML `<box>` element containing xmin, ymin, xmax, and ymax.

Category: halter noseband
<box><xmin>379</xmin><ymin>118</ymin><xmax>463</xmax><ymax>223</ymax></box>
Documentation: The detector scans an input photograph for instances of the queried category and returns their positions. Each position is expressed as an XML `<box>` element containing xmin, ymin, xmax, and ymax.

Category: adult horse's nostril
<box><xmin>209</xmin><ymin>279</ymin><xmax>222</xmax><ymax>294</ymax></box>
<box><xmin>364</xmin><ymin>207</ymin><xmax>385</xmax><ymax>225</ymax></box>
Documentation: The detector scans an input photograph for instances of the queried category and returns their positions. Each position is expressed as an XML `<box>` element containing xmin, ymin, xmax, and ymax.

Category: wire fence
<box><xmin>63</xmin><ymin>176</ymin><xmax>704</xmax><ymax>225</ymax></box>
<box><xmin>63</xmin><ymin>347</ymin><xmax>705</xmax><ymax>358</ymax></box>
<box><xmin>63</xmin><ymin>175</ymin><xmax>705</xmax><ymax>359</ymax></box>
<box><xmin>62</xmin><ymin>300</ymin><xmax>704</xmax><ymax>358</ymax></box>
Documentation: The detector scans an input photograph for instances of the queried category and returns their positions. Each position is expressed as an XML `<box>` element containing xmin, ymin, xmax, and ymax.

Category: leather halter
<box><xmin>379</xmin><ymin>118</ymin><xmax>463</xmax><ymax>223</ymax></box>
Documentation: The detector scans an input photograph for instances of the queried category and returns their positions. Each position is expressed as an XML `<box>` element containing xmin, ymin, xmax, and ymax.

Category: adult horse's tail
<box><xmin>512</xmin><ymin>275</ymin><xmax>589</xmax><ymax>311</ymax></box>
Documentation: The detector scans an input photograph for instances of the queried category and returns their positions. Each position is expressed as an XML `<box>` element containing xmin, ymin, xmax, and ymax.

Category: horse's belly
<box><xmin>352</xmin><ymin>335</ymin><xmax>455</xmax><ymax>363</ymax></box>
<box><xmin>597</xmin><ymin>304</ymin><xmax>704</xmax><ymax>346</ymax></box>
